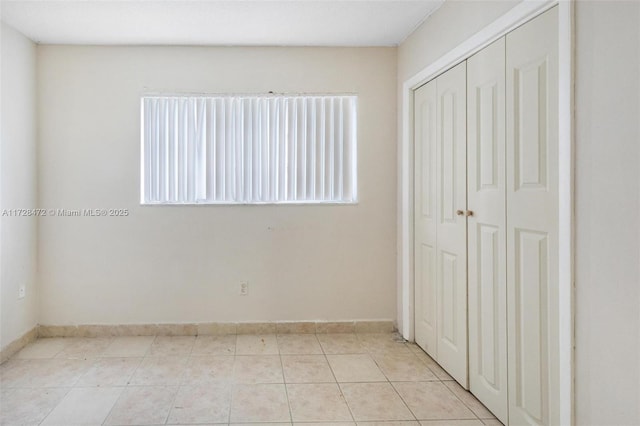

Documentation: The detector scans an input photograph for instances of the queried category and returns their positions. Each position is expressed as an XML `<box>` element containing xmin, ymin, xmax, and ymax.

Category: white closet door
<box><xmin>467</xmin><ymin>37</ymin><xmax>508</xmax><ymax>423</ymax></box>
<box><xmin>506</xmin><ymin>6</ymin><xmax>559</xmax><ymax>426</ymax></box>
<box><xmin>414</xmin><ymin>80</ymin><xmax>438</xmax><ymax>356</ymax></box>
<box><xmin>435</xmin><ymin>61</ymin><xmax>468</xmax><ymax>387</ymax></box>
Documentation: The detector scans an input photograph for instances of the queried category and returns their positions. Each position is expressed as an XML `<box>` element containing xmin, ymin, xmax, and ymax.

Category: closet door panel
<box><xmin>435</xmin><ymin>61</ymin><xmax>468</xmax><ymax>387</ymax></box>
<box><xmin>467</xmin><ymin>37</ymin><xmax>508</xmax><ymax>424</ymax></box>
<box><xmin>414</xmin><ymin>80</ymin><xmax>438</xmax><ymax>357</ymax></box>
<box><xmin>506</xmin><ymin>6</ymin><xmax>559</xmax><ymax>426</ymax></box>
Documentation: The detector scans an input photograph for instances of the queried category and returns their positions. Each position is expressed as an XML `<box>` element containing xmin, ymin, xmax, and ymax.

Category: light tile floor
<box><xmin>0</xmin><ymin>333</ymin><xmax>503</xmax><ymax>425</ymax></box>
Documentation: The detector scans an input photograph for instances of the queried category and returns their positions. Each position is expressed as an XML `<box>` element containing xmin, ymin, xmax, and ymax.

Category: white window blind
<box><xmin>141</xmin><ymin>95</ymin><xmax>357</xmax><ymax>204</ymax></box>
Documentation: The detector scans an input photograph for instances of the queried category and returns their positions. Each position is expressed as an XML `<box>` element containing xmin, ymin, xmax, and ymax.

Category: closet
<box><xmin>414</xmin><ymin>6</ymin><xmax>558</xmax><ymax>426</ymax></box>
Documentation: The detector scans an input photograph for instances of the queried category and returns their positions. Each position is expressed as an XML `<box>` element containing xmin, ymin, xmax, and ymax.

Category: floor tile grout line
<box><xmin>388</xmin><ymin>380</ymin><xmax>425</xmax><ymax>422</ymax></box>
<box><xmin>278</xmin><ymin>344</ymin><xmax>294</xmax><ymax>423</ymax></box>
<box><xmin>369</xmin><ymin>350</ymin><xmax>393</xmax><ymax>383</ymax></box>
<box><xmin>141</xmin><ymin>335</ymin><xmax>153</xmax><ymax>357</ymax></box>
<box><xmin>35</xmin><ymin>386</ymin><xmax>73</xmax><ymax>426</ymax></box>
<box><xmin>98</xmin><ymin>384</ymin><xmax>128</xmax><ymax>426</ymax></box>
<box><xmin>125</xmin><ymin>347</ymin><xmax>152</xmax><ymax>387</ymax></box>
<box><xmin>335</xmin><ymin>382</ymin><xmax>357</xmax><ymax>423</ymax></box>
<box><xmin>407</xmin><ymin>343</ymin><xmax>455</xmax><ymax>381</ymax></box>
<box><xmin>371</xmin><ymin>344</ymin><xmax>443</xmax><ymax>383</ymax></box>
<box><xmin>164</xmin><ymin>379</ymin><xmax>184</xmax><ymax>425</ymax></box>
<box><xmin>440</xmin><ymin>380</ymin><xmax>487</xmax><ymax>422</ymax></box>
<box><xmin>227</xmin><ymin>383</ymin><xmax>233</xmax><ymax>424</ymax></box>
<box><xmin>179</xmin><ymin>334</ymin><xmax>197</xmax><ymax>383</ymax></box>
<box><xmin>120</xmin><ymin>356</ymin><xmax>144</xmax><ymax>387</ymax></box>
<box><xmin>228</xmin><ymin>337</ymin><xmax>237</xmax><ymax>426</ymax></box>
<box><xmin>323</xmin><ymin>349</ymin><xmax>356</xmax><ymax>423</ymax></box>
<box><xmin>232</xmin><ymin>333</ymin><xmax>238</xmax><ymax>356</ymax></box>
<box><xmin>392</xmin><ymin>379</ymin><xmax>487</xmax><ymax>423</ymax></box>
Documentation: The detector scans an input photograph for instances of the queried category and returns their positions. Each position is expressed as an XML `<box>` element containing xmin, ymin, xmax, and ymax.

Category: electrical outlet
<box><xmin>239</xmin><ymin>281</ymin><xmax>249</xmax><ymax>296</ymax></box>
<box><xmin>18</xmin><ymin>285</ymin><xmax>26</xmax><ymax>299</ymax></box>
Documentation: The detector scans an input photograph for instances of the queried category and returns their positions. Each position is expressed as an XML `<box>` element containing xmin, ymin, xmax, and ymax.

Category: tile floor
<box><xmin>0</xmin><ymin>333</ymin><xmax>502</xmax><ymax>426</ymax></box>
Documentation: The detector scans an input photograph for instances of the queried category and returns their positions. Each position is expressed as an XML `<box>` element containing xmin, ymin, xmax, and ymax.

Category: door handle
<box><xmin>466</xmin><ymin>210</ymin><xmax>474</xmax><ymax>217</ymax></box>
<box><xmin>456</xmin><ymin>210</ymin><xmax>464</xmax><ymax>216</ymax></box>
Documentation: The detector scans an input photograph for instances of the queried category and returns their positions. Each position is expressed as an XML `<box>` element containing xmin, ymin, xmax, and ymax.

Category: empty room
<box><xmin>0</xmin><ymin>0</ymin><xmax>638</xmax><ymax>425</ymax></box>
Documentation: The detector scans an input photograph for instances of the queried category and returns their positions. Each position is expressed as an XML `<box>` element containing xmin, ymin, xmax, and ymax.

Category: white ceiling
<box><xmin>0</xmin><ymin>0</ymin><xmax>445</xmax><ymax>46</ymax></box>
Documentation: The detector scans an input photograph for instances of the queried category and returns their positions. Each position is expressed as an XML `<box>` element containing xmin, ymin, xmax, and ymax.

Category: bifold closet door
<box><xmin>414</xmin><ymin>80</ymin><xmax>438</xmax><ymax>356</ymax></box>
<box><xmin>467</xmin><ymin>37</ymin><xmax>508</xmax><ymax>424</ymax></box>
<box><xmin>414</xmin><ymin>61</ymin><xmax>468</xmax><ymax>387</ymax></box>
<box><xmin>506</xmin><ymin>6</ymin><xmax>559</xmax><ymax>426</ymax></box>
<box><xmin>435</xmin><ymin>61</ymin><xmax>468</xmax><ymax>387</ymax></box>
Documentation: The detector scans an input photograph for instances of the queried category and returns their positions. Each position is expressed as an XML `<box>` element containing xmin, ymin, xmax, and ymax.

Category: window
<box><xmin>141</xmin><ymin>94</ymin><xmax>357</xmax><ymax>204</ymax></box>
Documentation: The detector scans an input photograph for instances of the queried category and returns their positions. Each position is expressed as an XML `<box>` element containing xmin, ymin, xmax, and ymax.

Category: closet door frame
<box><xmin>399</xmin><ymin>1</ymin><xmax>574</xmax><ymax>425</ymax></box>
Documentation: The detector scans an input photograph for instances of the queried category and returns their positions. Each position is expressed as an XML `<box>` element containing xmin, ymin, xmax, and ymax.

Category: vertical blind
<box><xmin>141</xmin><ymin>95</ymin><xmax>357</xmax><ymax>204</ymax></box>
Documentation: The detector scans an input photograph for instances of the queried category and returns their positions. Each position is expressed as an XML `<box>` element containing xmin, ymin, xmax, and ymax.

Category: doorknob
<box><xmin>456</xmin><ymin>210</ymin><xmax>464</xmax><ymax>216</ymax></box>
<box><xmin>466</xmin><ymin>210</ymin><xmax>474</xmax><ymax>217</ymax></box>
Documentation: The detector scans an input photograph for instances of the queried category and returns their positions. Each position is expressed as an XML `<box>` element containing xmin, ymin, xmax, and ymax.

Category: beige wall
<box><xmin>0</xmin><ymin>22</ymin><xmax>39</xmax><ymax>349</ymax></box>
<box><xmin>398</xmin><ymin>0</ymin><xmax>640</xmax><ymax>423</ymax></box>
<box><xmin>574</xmin><ymin>1</ymin><xmax>640</xmax><ymax>424</ymax></box>
<box><xmin>36</xmin><ymin>46</ymin><xmax>398</xmax><ymax>325</ymax></box>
